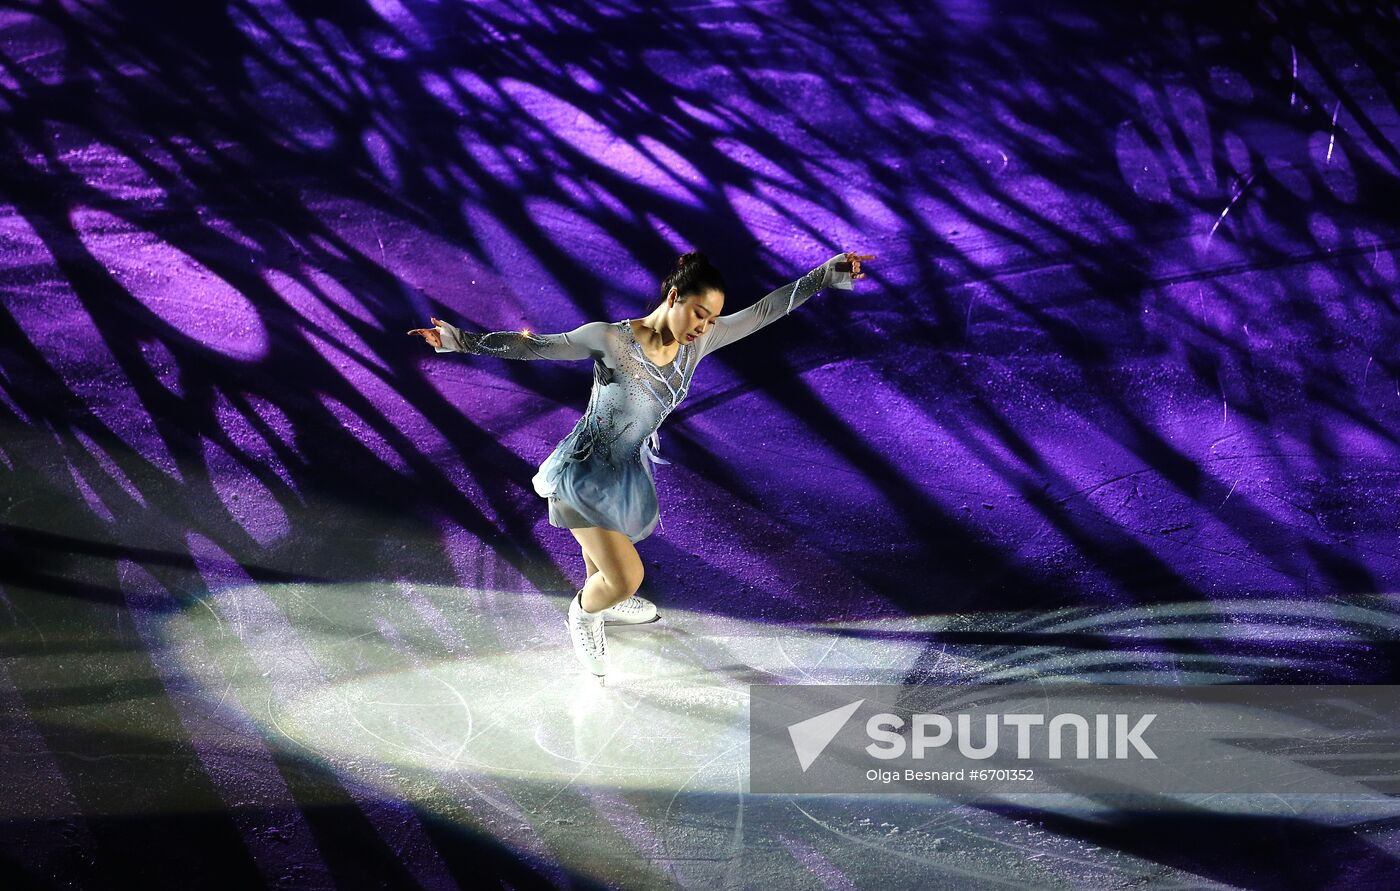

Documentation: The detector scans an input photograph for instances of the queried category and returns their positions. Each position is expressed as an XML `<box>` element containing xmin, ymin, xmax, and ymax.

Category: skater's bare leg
<box><xmin>570</xmin><ymin>526</ymin><xmax>642</xmax><ymax>613</ymax></box>
<box><xmin>582</xmin><ymin>547</ymin><xmax>599</xmax><ymax>581</ymax></box>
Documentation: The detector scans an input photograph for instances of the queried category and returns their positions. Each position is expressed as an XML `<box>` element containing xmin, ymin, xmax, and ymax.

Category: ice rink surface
<box><xmin>3</xmin><ymin>0</ymin><xmax>1400</xmax><ymax>886</ymax></box>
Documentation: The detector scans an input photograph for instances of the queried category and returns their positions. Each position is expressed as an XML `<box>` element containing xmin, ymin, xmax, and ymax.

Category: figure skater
<box><xmin>409</xmin><ymin>250</ymin><xmax>873</xmax><ymax>683</ymax></box>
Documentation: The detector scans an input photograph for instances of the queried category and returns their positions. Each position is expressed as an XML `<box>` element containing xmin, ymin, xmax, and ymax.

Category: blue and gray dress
<box><xmin>433</xmin><ymin>253</ymin><xmax>853</xmax><ymax>543</ymax></box>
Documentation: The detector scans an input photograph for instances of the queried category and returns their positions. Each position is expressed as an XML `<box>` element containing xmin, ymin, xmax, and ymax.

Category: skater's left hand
<box><xmin>407</xmin><ymin>317</ymin><xmax>445</xmax><ymax>349</ymax></box>
<box><xmin>837</xmin><ymin>252</ymin><xmax>874</xmax><ymax>280</ymax></box>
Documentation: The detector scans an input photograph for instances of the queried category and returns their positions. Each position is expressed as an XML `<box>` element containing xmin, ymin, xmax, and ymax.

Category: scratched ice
<box><xmin>160</xmin><ymin>583</ymin><xmax>1400</xmax><ymax>889</ymax></box>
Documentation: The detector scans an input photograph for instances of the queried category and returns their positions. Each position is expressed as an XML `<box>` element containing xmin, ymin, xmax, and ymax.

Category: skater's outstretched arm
<box><xmin>694</xmin><ymin>251</ymin><xmax>865</xmax><ymax>358</ymax></box>
<box><xmin>408</xmin><ymin>318</ymin><xmax>611</xmax><ymax>361</ymax></box>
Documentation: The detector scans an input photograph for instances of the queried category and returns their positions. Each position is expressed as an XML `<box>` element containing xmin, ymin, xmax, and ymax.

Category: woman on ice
<box><xmin>409</xmin><ymin>250</ymin><xmax>872</xmax><ymax>683</ymax></box>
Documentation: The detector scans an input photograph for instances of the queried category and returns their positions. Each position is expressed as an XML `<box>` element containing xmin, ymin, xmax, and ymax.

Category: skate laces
<box><xmin>575</xmin><ymin>611</ymin><xmax>606</xmax><ymax>654</ymax></box>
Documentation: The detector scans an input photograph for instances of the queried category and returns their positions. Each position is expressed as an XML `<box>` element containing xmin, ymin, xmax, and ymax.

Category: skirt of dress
<box><xmin>532</xmin><ymin>438</ymin><xmax>660</xmax><ymax>544</ymax></box>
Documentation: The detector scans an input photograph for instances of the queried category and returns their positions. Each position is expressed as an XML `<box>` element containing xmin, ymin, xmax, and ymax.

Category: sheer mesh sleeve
<box><xmin>433</xmin><ymin>319</ymin><xmax>611</xmax><ymax>361</ymax></box>
<box><xmin>695</xmin><ymin>252</ymin><xmax>854</xmax><ymax>358</ymax></box>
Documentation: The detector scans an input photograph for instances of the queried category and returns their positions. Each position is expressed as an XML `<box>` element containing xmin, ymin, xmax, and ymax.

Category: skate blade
<box><xmin>604</xmin><ymin>613</ymin><xmax>662</xmax><ymax>626</ymax></box>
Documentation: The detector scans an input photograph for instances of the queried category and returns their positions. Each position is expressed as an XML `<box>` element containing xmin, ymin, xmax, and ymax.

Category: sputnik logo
<box><xmin>787</xmin><ymin>699</ymin><xmax>865</xmax><ymax>771</ymax></box>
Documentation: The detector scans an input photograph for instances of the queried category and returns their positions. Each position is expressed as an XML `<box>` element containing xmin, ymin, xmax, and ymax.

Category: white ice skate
<box><xmin>567</xmin><ymin>590</ymin><xmax>608</xmax><ymax>683</ymax></box>
<box><xmin>601</xmin><ymin>594</ymin><xmax>659</xmax><ymax>625</ymax></box>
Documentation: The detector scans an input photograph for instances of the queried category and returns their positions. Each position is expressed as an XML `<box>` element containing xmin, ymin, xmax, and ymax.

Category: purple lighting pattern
<box><xmin>1</xmin><ymin>0</ymin><xmax>1399</xmax><ymax>888</ymax></box>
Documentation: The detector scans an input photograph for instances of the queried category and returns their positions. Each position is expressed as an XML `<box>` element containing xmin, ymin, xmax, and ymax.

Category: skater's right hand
<box><xmin>407</xmin><ymin>317</ymin><xmax>444</xmax><ymax>349</ymax></box>
<box><xmin>838</xmin><ymin>252</ymin><xmax>874</xmax><ymax>280</ymax></box>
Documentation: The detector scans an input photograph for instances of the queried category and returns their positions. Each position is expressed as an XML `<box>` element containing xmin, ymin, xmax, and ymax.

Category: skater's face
<box><xmin>667</xmin><ymin>287</ymin><xmax>724</xmax><ymax>345</ymax></box>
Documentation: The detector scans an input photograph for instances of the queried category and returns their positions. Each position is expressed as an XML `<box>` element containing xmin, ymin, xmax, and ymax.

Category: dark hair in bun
<box><xmin>660</xmin><ymin>250</ymin><xmax>726</xmax><ymax>304</ymax></box>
